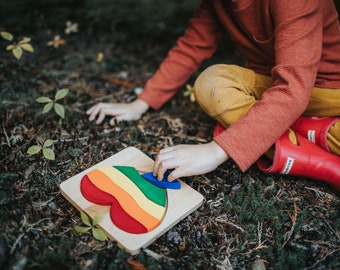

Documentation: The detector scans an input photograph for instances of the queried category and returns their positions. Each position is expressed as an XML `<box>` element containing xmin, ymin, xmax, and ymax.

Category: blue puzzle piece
<box><xmin>141</xmin><ymin>171</ymin><xmax>181</xmax><ymax>189</ymax></box>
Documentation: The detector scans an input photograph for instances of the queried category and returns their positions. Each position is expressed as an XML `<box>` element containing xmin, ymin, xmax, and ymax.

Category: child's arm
<box><xmin>153</xmin><ymin>141</ymin><xmax>229</xmax><ymax>182</ymax></box>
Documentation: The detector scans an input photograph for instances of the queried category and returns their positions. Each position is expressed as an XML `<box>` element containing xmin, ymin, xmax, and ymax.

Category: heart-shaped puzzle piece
<box><xmin>80</xmin><ymin>166</ymin><xmax>167</xmax><ymax>234</ymax></box>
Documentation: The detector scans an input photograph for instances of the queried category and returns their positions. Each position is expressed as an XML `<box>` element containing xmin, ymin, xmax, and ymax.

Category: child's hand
<box><xmin>153</xmin><ymin>141</ymin><xmax>229</xmax><ymax>181</ymax></box>
<box><xmin>86</xmin><ymin>99</ymin><xmax>149</xmax><ymax>125</ymax></box>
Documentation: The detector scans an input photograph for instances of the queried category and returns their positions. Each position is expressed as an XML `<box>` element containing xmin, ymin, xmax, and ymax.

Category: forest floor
<box><xmin>0</xmin><ymin>32</ymin><xmax>339</xmax><ymax>270</ymax></box>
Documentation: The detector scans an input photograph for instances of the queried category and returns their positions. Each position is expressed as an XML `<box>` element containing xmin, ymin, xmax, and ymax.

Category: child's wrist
<box><xmin>210</xmin><ymin>141</ymin><xmax>229</xmax><ymax>163</ymax></box>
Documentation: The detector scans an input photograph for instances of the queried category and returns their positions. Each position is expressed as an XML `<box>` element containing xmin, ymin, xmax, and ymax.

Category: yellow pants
<box><xmin>194</xmin><ymin>64</ymin><xmax>340</xmax><ymax>155</ymax></box>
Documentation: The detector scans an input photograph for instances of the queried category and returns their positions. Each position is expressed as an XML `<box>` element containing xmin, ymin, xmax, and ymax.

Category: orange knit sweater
<box><xmin>138</xmin><ymin>0</ymin><xmax>340</xmax><ymax>171</ymax></box>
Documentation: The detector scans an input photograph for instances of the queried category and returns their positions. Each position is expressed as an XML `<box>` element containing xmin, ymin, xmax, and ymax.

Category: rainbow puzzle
<box><xmin>60</xmin><ymin>147</ymin><xmax>204</xmax><ymax>254</ymax></box>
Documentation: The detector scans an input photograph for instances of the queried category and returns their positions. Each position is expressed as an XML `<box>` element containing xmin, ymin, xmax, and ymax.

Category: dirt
<box><xmin>0</xmin><ymin>32</ymin><xmax>339</xmax><ymax>270</ymax></box>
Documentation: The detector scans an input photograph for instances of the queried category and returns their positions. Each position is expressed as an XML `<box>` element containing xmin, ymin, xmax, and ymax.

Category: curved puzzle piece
<box><xmin>80</xmin><ymin>166</ymin><xmax>167</xmax><ymax>234</ymax></box>
<box><xmin>141</xmin><ymin>171</ymin><xmax>181</xmax><ymax>189</ymax></box>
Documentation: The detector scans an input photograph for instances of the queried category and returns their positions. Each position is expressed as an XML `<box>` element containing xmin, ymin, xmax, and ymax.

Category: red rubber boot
<box><xmin>213</xmin><ymin>123</ymin><xmax>225</xmax><ymax>137</ymax></box>
<box><xmin>291</xmin><ymin>117</ymin><xmax>339</xmax><ymax>152</ymax></box>
<box><xmin>257</xmin><ymin>130</ymin><xmax>340</xmax><ymax>191</ymax></box>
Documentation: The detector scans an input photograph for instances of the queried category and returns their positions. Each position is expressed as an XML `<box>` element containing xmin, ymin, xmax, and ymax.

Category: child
<box><xmin>87</xmin><ymin>0</ymin><xmax>340</xmax><ymax>190</ymax></box>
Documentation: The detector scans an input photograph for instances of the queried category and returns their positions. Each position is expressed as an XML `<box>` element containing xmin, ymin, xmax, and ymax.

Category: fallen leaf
<box><xmin>47</xmin><ymin>35</ymin><xmax>66</xmax><ymax>48</ymax></box>
<box><xmin>127</xmin><ymin>259</ymin><xmax>147</xmax><ymax>270</ymax></box>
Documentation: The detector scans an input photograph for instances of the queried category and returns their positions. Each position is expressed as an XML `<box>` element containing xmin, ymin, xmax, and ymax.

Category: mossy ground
<box><xmin>0</xmin><ymin>31</ymin><xmax>339</xmax><ymax>270</ymax></box>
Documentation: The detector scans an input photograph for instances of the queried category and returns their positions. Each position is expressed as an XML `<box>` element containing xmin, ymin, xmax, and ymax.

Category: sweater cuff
<box><xmin>138</xmin><ymin>92</ymin><xmax>163</xmax><ymax>111</ymax></box>
<box><xmin>213</xmin><ymin>136</ymin><xmax>255</xmax><ymax>172</ymax></box>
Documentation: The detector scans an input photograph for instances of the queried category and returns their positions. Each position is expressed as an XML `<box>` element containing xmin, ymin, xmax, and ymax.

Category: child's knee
<box><xmin>194</xmin><ymin>64</ymin><xmax>229</xmax><ymax>103</ymax></box>
<box><xmin>193</xmin><ymin>64</ymin><xmax>252</xmax><ymax>118</ymax></box>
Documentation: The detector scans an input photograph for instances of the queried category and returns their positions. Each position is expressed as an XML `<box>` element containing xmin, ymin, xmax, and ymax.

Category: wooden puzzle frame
<box><xmin>60</xmin><ymin>147</ymin><xmax>204</xmax><ymax>254</ymax></box>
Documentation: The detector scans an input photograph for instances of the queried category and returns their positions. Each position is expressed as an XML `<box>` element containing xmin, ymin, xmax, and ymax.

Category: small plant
<box><xmin>0</xmin><ymin>31</ymin><xmax>34</xmax><ymax>60</ymax></box>
<box><xmin>74</xmin><ymin>212</ymin><xmax>108</xmax><ymax>241</ymax></box>
<box><xmin>36</xmin><ymin>88</ymin><xmax>69</xmax><ymax>118</ymax></box>
<box><xmin>96</xmin><ymin>52</ymin><xmax>104</xmax><ymax>62</ymax></box>
<box><xmin>64</xmin><ymin>21</ymin><xmax>79</xmax><ymax>35</ymax></box>
<box><xmin>47</xmin><ymin>35</ymin><xmax>66</xmax><ymax>48</ymax></box>
<box><xmin>27</xmin><ymin>139</ymin><xmax>55</xmax><ymax>160</ymax></box>
<box><xmin>183</xmin><ymin>84</ymin><xmax>195</xmax><ymax>102</ymax></box>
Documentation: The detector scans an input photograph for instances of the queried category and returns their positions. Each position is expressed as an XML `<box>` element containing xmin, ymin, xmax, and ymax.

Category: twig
<box><xmin>304</xmin><ymin>248</ymin><xmax>340</xmax><ymax>270</ymax></box>
<box><xmin>305</xmin><ymin>187</ymin><xmax>335</xmax><ymax>200</ymax></box>
<box><xmin>320</xmin><ymin>213</ymin><xmax>340</xmax><ymax>241</ymax></box>
<box><xmin>53</xmin><ymin>136</ymin><xmax>90</xmax><ymax>143</ymax></box>
<box><xmin>258</xmin><ymin>221</ymin><xmax>263</xmax><ymax>246</ymax></box>
<box><xmin>216</xmin><ymin>256</ymin><xmax>232</xmax><ymax>270</ymax></box>
<box><xmin>10</xmin><ymin>215</ymin><xmax>27</xmax><ymax>255</ymax></box>
<box><xmin>10</xmin><ymin>217</ymin><xmax>51</xmax><ymax>254</ymax></box>
<box><xmin>215</xmin><ymin>216</ymin><xmax>245</xmax><ymax>232</ymax></box>
<box><xmin>2</xmin><ymin>124</ymin><xmax>11</xmax><ymax>146</ymax></box>
<box><xmin>283</xmin><ymin>202</ymin><xmax>299</xmax><ymax>248</ymax></box>
<box><xmin>32</xmin><ymin>197</ymin><xmax>55</xmax><ymax>209</ymax></box>
<box><xmin>0</xmin><ymin>116</ymin><xmax>50</xmax><ymax>164</ymax></box>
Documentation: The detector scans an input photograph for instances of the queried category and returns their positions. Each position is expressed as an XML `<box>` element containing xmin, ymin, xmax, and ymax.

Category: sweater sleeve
<box><xmin>138</xmin><ymin>0</ymin><xmax>224</xmax><ymax>110</ymax></box>
<box><xmin>214</xmin><ymin>0</ymin><xmax>323</xmax><ymax>171</ymax></box>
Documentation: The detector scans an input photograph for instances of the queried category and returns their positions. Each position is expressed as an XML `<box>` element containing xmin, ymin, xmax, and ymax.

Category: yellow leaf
<box><xmin>1</xmin><ymin>31</ymin><xmax>13</xmax><ymax>41</ymax></box>
<box><xmin>80</xmin><ymin>212</ymin><xmax>91</xmax><ymax>226</ymax></box>
<box><xmin>74</xmin><ymin>225</ymin><xmax>91</xmax><ymax>234</ymax></box>
<box><xmin>42</xmin><ymin>148</ymin><xmax>55</xmax><ymax>160</ymax></box>
<box><xmin>27</xmin><ymin>145</ymin><xmax>42</xmax><ymax>155</ymax></box>
<box><xmin>6</xmin><ymin>44</ymin><xmax>14</xmax><ymax>51</ymax></box>
<box><xmin>55</xmin><ymin>88</ymin><xmax>69</xmax><ymax>100</ymax></box>
<box><xmin>92</xmin><ymin>228</ymin><xmax>107</xmax><ymax>241</ymax></box>
<box><xmin>92</xmin><ymin>215</ymin><xmax>103</xmax><ymax>226</ymax></box>
<box><xmin>20</xmin><ymin>43</ymin><xmax>34</xmax><ymax>53</ymax></box>
<box><xmin>96</xmin><ymin>52</ymin><xmax>104</xmax><ymax>62</ymax></box>
<box><xmin>12</xmin><ymin>46</ymin><xmax>23</xmax><ymax>59</ymax></box>
<box><xmin>43</xmin><ymin>139</ymin><xmax>54</xmax><ymax>148</ymax></box>
<box><xmin>42</xmin><ymin>102</ymin><xmax>53</xmax><ymax>113</ymax></box>
<box><xmin>18</xmin><ymin>37</ymin><xmax>31</xmax><ymax>44</ymax></box>
<box><xmin>36</xmin><ymin>97</ymin><xmax>53</xmax><ymax>103</ymax></box>
<box><xmin>54</xmin><ymin>103</ymin><xmax>65</xmax><ymax>118</ymax></box>
<box><xmin>65</xmin><ymin>21</ymin><xmax>78</xmax><ymax>34</ymax></box>
<box><xmin>190</xmin><ymin>91</ymin><xmax>196</xmax><ymax>102</ymax></box>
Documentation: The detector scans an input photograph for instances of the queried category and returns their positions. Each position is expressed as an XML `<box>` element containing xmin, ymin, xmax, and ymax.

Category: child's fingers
<box><xmin>96</xmin><ymin>109</ymin><xmax>107</xmax><ymax>124</ymax></box>
<box><xmin>86</xmin><ymin>105</ymin><xmax>95</xmax><ymax>114</ymax></box>
<box><xmin>111</xmin><ymin>113</ymin><xmax>132</xmax><ymax>125</ymax></box>
<box><xmin>153</xmin><ymin>149</ymin><xmax>180</xmax><ymax>181</ymax></box>
<box><xmin>167</xmin><ymin>169</ymin><xmax>179</xmax><ymax>182</ymax></box>
<box><xmin>87</xmin><ymin>103</ymin><xmax>113</xmax><ymax>122</ymax></box>
<box><xmin>87</xmin><ymin>104</ymin><xmax>103</xmax><ymax>121</ymax></box>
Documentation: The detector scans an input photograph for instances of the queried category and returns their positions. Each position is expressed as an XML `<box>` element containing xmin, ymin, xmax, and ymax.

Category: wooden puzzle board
<box><xmin>60</xmin><ymin>147</ymin><xmax>204</xmax><ymax>255</ymax></box>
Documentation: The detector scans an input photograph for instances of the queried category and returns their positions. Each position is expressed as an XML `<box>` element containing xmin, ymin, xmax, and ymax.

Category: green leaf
<box><xmin>27</xmin><ymin>145</ymin><xmax>42</xmax><ymax>155</ymax></box>
<box><xmin>183</xmin><ymin>91</ymin><xmax>191</xmax><ymax>97</ymax></box>
<box><xmin>6</xmin><ymin>44</ymin><xmax>14</xmax><ymax>51</ymax></box>
<box><xmin>43</xmin><ymin>139</ymin><xmax>54</xmax><ymax>148</ymax></box>
<box><xmin>42</xmin><ymin>148</ymin><xmax>55</xmax><ymax>160</ymax></box>
<box><xmin>12</xmin><ymin>46</ymin><xmax>23</xmax><ymax>60</ymax></box>
<box><xmin>74</xmin><ymin>225</ymin><xmax>91</xmax><ymax>233</ymax></box>
<box><xmin>18</xmin><ymin>37</ymin><xmax>31</xmax><ymax>44</ymax></box>
<box><xmin>92</xmin><ymin>227</ymin><xmax>107</xmax><ymax>241</ymax></box>
<box><xmin>55</xmin><ymin>88</ymin><xmax>69</xmax><ymax>100</ymax></box>
<box><xmin>20</xmin><ymin>43</ymin><xmax>34</xmax><ymax>53</ymax></box>
<box><xmin>0</xmin><ymin>31</ymin><xmax>13</xmax><ymax>41</ymax></box>
<box><xmin>54</xmin><ymin>103</ymin><xmax>65</xmax><ymax>118</ymax></box>
<box><xmin>92</xmin><ymin>214</ymin><xmax>103</xmax><ymax>226</ymax></box>
<box><xmin>42</xmin><ymin>102</ymin><xmax>53</xmax><ymax>113</ymax></box>
<box><xmin>36</xmin><ymin>97</ymin><xmax>53</xmax><ymax>103</ymax></box>
<box><xmin>80</xmin><ymin>212</ymin><xmax>91</xmax><ymax>227</ymax></box>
